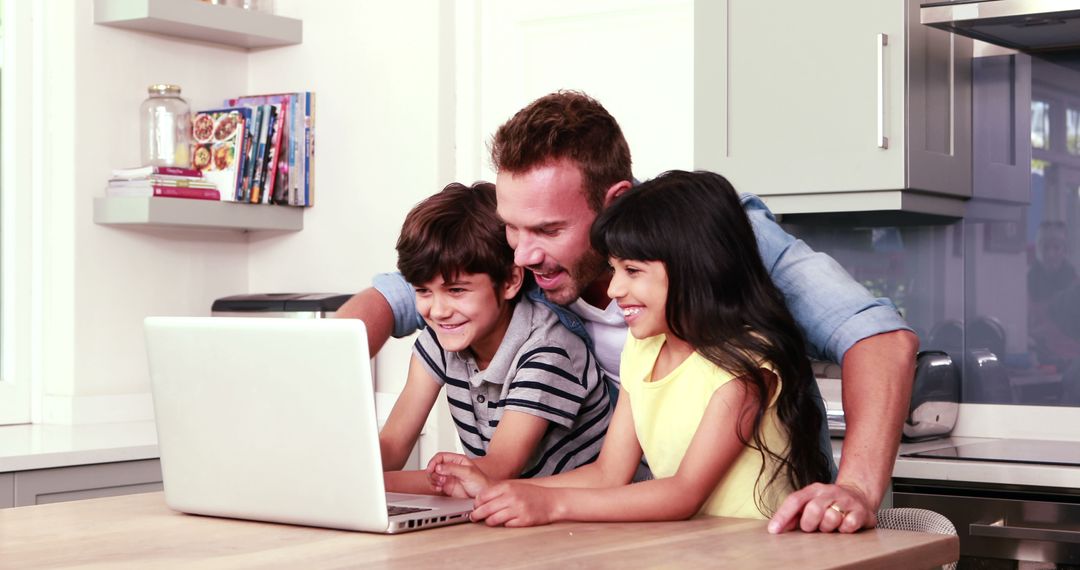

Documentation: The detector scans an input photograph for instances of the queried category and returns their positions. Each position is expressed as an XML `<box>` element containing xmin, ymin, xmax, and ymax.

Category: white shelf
<box><xmin>94</xmin><ymin>197</ymin><xmax>303</xmax><ymax>232</ymax></box>
<box><xmin>94</xmin><ymin>0</ymin><xmax>302</xmax><ymax>49</ymax></box>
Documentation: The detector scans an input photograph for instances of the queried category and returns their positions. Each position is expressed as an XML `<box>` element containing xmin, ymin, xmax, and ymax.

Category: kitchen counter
<box><xmin>0</xmin><ymin>421</ymin><xmax>158</xmax><ymax>473</ymax></box>
<box><xmin>0</xmin><ymin>492</ymin><xmax>958</xmax><ymax>569</ymax></box>
<box><xmin>833</xmin><ymin>436</ymin><xmax>1080</xmax><ymax>489</ymax></box>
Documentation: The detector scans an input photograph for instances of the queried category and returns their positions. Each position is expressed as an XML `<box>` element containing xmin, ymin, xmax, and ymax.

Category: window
<box><xmin>1032</xmin><ymin>100</ymin><xmax>1051</xmax><ymax>150</ymax></box>
<box><xmin>1069</xmin><ymin>108</ymin><xmax>1080</xmax><ymax>155</ymax></box>
<box><xmin>0</xmin><ymin>0</ymin><xmax>34</xmax><ymax>424</ymax></box>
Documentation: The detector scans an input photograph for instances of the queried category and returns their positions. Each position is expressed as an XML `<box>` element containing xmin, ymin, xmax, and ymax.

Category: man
<box><xmin>338</xmin><ymin>91</ymin><xmax>918</xmax><ymax>534</ymax></box>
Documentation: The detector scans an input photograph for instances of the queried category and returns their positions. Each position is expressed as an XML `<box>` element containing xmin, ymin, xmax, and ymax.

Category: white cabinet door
<box><xmin>696</xmin><ymin>0</ymin><xmax>970</xmax><ymax>201</ymax></box>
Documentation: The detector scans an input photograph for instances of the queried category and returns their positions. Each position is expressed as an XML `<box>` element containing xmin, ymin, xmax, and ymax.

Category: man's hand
<box><xmin>425</xmin><ymin>453</ymin><xmax>490</xmax><ymax>498</ymax></box>
<box><xmin>767</xmin><ymin>482</ymin><xmax>876</xmax><ymax>534</ymax></box>
<box><xmin>468</xmin><ymin>482</ymin><xmax>560</xmax><ymax>527</ymax></box>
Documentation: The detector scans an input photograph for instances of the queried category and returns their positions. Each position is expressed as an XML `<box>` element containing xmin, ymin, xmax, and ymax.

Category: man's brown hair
<box><xmin>396</xmin><ymin>181</ymin><xmax>514</xmax><ymax>289</ymax></box>
<box><xmin>490</xmin><ymin>90</ymin><xmax>632</xmax><ymax>212</ymax></box>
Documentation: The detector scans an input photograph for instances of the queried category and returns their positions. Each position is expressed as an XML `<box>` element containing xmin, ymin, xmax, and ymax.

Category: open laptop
<box><xmin>143</xmin><ymin>316</ymin><xmax>473</xmax><ymax>533</ymax></box>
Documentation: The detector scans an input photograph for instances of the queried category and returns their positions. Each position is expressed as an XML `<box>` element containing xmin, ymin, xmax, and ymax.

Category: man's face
<box><xmin>496</xmin><ymin>160</ymin><xmax>608</xmax><ymax>306</ymax></box>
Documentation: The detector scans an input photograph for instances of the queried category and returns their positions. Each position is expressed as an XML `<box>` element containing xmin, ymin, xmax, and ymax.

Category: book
<box><xmin>106</xmin><ymin>184</ymin><xmax>221</xmax><ymax>200</ymax></box>
<box><xmin>191</xmin><ymin>107</ymin><xmax>251</xmax><ymax>202</ymax></box>
<box><xmin>108</xmin><ymin>178</ymin><xmax>216</xmax><ymax>190</ymax></box>
<box><xmin>111</xmin><ymin>165</ymin><xmax>203</xmax><ymax>179</ymax></box>
<box><xmin>224</xmin><ymin>92</ymin><xmax>315</xmax><ymax>206</ymax></box>
<box><xmin>108</xmin><ymin>174</ymin><xmax>215</xmax><ymax>187</ymax></box>
<box><xmin>248</xmin><ymin>104</ymin><xmax>274</xmax><ymax>204</ymax></box>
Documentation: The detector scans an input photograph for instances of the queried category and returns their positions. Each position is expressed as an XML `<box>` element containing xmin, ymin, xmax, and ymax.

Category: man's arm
<box><xmin>834</xmin><ymin>330</ymin><xmax>917</xmax><ymax>516</ymax></box>
<box><xmin>335</xmin><ymin>288</ymin><xmax>395</xmax><ymax>356</ymax></box>
<box><xmin>768</xmin><ymin>330</ymin><xmax>917</xmax><ymax>533</ymax></box>
<box><xmin>741</xmin><ymin>195</ymin><xmax>917</xmax><ymax>533</ymax></box>
<box><xmin>334</xmin><ymin>272</ymin><xmax>425</xmax><ymax>355</ymax></box>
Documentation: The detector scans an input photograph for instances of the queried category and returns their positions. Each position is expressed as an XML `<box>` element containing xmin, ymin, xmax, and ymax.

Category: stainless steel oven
<box><xmin>897</xmin><ymin>440</ymin><xmax>1080</xmax><ymax>568</ymax></box>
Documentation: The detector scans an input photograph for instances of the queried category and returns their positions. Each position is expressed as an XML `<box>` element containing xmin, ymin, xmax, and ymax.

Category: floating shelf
<box><xmin>94</xmin><ymin>0</ymin><xmax>302</xmax><ymax>49</ymax></box>
<box><xmin>94</xmin><ymin>197</ymin><xmax>303</xmax><ymax>232</ymax></box>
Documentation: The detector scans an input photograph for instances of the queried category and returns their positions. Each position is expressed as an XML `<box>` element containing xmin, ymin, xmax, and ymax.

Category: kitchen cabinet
<box><xmin>972</xmin><ymin>49</ymin><xmax>1032</xmax><ymax>204</ymax></box>
<box><xmin>0</xmin><ymin>473</ymin><xmax>13</xmax><ymax>508</ymax></box>
<box><xmin>695</xmin><ymin>0</ymin><xmax>972</xmax><ymax>217</ymax></box>
<box><xmin>10</xmin><ymin>459</ymin><xmax>162</xmax><ymax>507</ymax></box>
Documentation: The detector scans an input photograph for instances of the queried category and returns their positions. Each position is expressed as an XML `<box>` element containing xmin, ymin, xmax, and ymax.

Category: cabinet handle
<box><xmin>970</xmin><ymin>522</ymin><xmax>1080</xmax><ymax>544</ymax></box>
<box><xmin>877</xmin><ymin>33</ymin><xmax>889</xmax><ymax>149</ymax></box>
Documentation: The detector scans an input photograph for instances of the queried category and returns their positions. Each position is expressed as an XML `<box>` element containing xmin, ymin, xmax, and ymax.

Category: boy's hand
<box><xmin>468</xmin><ymin>482</ymin><xmax>559</xmax><ymax>527</ymax></box>
<box><xmin>426</xmin><ymin>453</ymin><xmax>490</xmax><ymax>498</ymax></box>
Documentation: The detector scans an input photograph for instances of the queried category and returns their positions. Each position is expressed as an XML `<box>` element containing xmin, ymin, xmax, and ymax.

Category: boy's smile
<box><xmin>414</xmin><ymin>270</ymin><xmax>521</xmax><ymax>369</ymax></box>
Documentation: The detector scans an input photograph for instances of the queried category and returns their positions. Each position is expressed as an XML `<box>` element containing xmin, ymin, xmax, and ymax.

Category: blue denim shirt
<box><xmin>373</xmin><ymin>193</ymin><xmax>913</xmax><ymax>478</ymax></box>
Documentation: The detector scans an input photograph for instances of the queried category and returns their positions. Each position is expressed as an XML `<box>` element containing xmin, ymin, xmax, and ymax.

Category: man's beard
<box><xmin>540</xmin><ymin>249</ymin><xmax>608</xmax><ymax>306</ymax></box>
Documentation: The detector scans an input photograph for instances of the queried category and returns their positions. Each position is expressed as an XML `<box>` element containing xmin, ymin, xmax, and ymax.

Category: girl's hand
<box><xmin>426</xmin><ymin>453</ymin><xmax>490</xmax><ymax>498</ymax></box>
<box><xmin>468</xmin><ymin>482</ymin><xmax>560</xmax><ymax>527</ymax></box>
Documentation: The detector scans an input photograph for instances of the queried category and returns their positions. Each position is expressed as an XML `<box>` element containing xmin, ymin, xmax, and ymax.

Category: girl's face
<box><xmin>607</xmin><ymin>257</ymin><xmax>670</xmax><ymax>340</ymax></box>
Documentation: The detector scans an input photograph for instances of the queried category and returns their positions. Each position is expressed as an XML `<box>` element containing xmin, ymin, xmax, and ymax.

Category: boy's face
<box><xmin>414</xmin><ymin>270</ymin><xmax>520</xmax><ymax>362</ymax></box>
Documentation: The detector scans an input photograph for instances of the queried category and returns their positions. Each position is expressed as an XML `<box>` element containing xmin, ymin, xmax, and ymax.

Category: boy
<box><xmin>379</xmin><ymin>181</ymin><xmax>611</xmax><ymax>495</ymax></box>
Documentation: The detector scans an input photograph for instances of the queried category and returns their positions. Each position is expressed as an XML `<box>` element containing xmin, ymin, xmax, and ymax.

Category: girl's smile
<box><xmin>606</xmin><ymin>258</ymin><xmax>670</xmax><ymax>340</ymax></box>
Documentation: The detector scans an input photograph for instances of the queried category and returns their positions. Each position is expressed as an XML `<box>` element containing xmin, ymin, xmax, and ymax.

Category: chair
<box><xmin>876</xmin><ymin>508</ymin><xmax>958</xmax><ymax>570</ymax></box>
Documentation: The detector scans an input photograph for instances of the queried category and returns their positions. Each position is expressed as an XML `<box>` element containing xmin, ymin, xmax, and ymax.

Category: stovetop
<box><xmin>903</xmin><ymin>439</ymin><xmax>1080</xmax><ymax>467</ymax></box>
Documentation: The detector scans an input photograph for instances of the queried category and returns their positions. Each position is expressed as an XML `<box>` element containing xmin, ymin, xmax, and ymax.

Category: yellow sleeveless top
<box><xmin>620</xmin><ymin>334</ymin><xmax>792</xmax><ymax>519</ymax></box>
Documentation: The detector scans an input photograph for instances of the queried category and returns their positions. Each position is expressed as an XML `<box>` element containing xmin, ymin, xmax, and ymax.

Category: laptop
<box><xmin>143</xmin><ymin>316</ymin><xmax>474</xmax><ymax>533</ymax></box>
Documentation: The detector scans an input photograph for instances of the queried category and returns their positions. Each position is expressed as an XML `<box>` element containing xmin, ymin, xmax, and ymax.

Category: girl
<box><xmin>430</xmin><ymin>170</ymin><xmax>830</xmax><ymax>525</ymax></box>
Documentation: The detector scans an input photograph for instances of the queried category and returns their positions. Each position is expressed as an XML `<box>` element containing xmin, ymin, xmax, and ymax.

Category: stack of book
<box><xmin>192</xmin><ymin>91</ymin><xmax>316</xmax><ymax>207</ymax></box>
<box><xmin>106</xmin><ymin>166</ymin><xmax>220</xmax><ymax>201</ymax></box>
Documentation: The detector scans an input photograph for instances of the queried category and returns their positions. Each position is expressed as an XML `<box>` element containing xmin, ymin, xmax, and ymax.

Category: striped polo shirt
<box><xmin>413</xmin><ymin>296</ymin><xmax>611</xmax><ymax>477</ymax></box>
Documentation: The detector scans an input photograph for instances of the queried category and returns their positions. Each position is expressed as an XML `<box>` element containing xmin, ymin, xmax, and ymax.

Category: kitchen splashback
<box><xmin>783</xmin><ymin>169</ymin><xmax>1078</xmax><ymax>408</ymax></box>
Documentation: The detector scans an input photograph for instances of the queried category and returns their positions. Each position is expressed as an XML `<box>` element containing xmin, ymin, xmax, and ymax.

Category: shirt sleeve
<box><xmin>503</xmin><ymin>339</ymin><xmax>594</xmax><ymax>429</ymax></box>
<box><xmin>411</xmin><ymin>328</ymin><xmax>448</xmax><ymax>387</ymax></box>
<box><xmin>372</xmin><ymin>271</ymin><xmax>426</xmax><ymax>338</ymax></box>
<box><xmin>741</xmin><ymin>194</ymin><xmax>914</xmax><ymax>364</ymax></box>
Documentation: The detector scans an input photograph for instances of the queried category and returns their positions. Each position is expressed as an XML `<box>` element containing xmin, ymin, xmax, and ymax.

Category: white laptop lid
<box><xmin>144</xmin><ymin>316</ymin><xmax>450</xmax><ymax>532</ymax></box>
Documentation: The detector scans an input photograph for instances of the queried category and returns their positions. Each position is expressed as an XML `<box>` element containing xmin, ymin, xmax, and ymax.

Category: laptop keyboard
<box><xmin>388</xmin><ymin>505</ymin><xmax>433</xmax><ymax>517</ymax></box>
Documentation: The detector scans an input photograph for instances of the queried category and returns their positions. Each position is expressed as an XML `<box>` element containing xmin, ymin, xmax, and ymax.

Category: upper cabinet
<box><xmin>694</xmin><ymin>0</ymin><xmax>972</xmax><ymax>217</ymax></box>
<box><xmin>94</xmin><ymin>0</ymin><xmax>302</xmax><ymax>49</ymax></box>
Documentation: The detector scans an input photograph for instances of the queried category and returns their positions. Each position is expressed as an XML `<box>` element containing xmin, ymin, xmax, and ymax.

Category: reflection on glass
<box><xmin>1069</xmin><ymin>108</ymin><xmax>1080</xmax><ymax>155</ymax></box>
<box><xmin>1033</xmin><ymin>100</ymin><xmax>1050</xmax><ymax>149</ymax></box>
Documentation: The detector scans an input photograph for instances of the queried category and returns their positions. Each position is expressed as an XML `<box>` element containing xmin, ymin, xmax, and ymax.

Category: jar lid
<box><xmin>147</xmin><ymin>84</ymin><xmax>182</xmax><ymax>95</ymax></box>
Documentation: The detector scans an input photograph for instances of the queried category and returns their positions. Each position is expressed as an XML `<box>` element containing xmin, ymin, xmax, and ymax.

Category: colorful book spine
<box><xmin>107</xmin><ymin>185</ymin><xmax>221</xmax><ymax>200</ymax></box>
<box><xmin>111</xmin><ymin>166</ymin><xmax>204</xmax><ymax>179</ymax></box>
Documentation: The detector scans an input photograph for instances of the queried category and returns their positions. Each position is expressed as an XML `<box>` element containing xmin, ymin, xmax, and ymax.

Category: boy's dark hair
<box><xmin>490</xmin><ymin>90</ymin><xmax>632</xmax><ymax>212</ymax></box>
<box><xmin>591</xmin><ymin>170</ymin><xmax>831</xmax><ymax>515</ymax></box>
<box><xmin>396</xmin><ymin>181</ymin><xmax>515</xmax><ymax>291</ymax></box>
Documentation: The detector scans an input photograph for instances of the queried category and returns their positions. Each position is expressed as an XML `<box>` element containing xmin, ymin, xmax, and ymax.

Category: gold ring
<box><xmin>828</xmin><ymin>503</ymin><xmax>847</xmax><ymax>517</ymax></box>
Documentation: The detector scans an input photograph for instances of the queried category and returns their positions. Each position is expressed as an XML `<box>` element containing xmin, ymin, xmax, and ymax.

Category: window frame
<box><xmin>0</xmin><ymin>0</ymin><xmax>39</xmax><ymax>425</ymax></box>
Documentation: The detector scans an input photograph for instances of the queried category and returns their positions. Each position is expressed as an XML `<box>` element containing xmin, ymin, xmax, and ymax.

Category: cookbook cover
<box><xmin>191</xmin><ymin>107</ymin><xmax>251</xmax><ymax>201</ymax></box>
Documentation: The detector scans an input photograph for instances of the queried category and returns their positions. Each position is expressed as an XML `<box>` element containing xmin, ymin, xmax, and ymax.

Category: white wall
<box><xmin>43</xmin><ymin>1</ymin><xmax>252</xmax><ymax>423</ymax></box>
<box><xmin>39</xmin><ymin>0</ymin><xmax>448</xmax><ymax>423</ymax></box>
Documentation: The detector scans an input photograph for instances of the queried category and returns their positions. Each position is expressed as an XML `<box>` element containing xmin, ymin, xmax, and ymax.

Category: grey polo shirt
<box><xmin>413</xmin><ymin>296</ymin><xmax>611</xmax><ymax>477</ymax></box>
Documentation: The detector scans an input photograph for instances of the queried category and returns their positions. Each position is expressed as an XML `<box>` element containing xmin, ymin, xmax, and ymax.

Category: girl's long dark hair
<box><xmin>591</xmin><ymin>170</ymin><xmax>830</xmax><ymax>514</ymax></box>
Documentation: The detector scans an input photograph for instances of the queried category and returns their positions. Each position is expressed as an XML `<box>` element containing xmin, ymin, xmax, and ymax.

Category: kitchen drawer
<box><xmin>13</xmin><ymin>459</ymin><xmax>163</xmax><ymax>507</ymax></box>
<box><xmin>894</xmin><ymin>481</ymin><xmax>1080</xmax><ymax>566</ymax></box>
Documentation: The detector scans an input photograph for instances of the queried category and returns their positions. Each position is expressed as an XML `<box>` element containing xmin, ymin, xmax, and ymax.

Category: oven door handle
<box><xmin>970</xmin><ymin>522</ymin><xmax>1080</xmax><ymax>544</ymax></box>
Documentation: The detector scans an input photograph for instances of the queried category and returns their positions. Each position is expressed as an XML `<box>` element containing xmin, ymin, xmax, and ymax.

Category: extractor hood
<box><xmin>922</xmin><ymin>0</ymin><xmax>1080</xmax><ymax>52</ymax></box>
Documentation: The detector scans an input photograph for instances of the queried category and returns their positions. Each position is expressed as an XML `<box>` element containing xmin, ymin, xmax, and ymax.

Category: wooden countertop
<box><xmin>0</xmin><ymin>492</ymin><xmax>957</xmax><ymax>569</ymax></box>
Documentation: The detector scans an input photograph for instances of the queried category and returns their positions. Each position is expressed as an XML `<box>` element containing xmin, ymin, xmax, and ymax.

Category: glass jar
<box><xmin>139</xmin><ymin>84</ymin><xmax>191</xmax><ymax>168</ymax></box>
